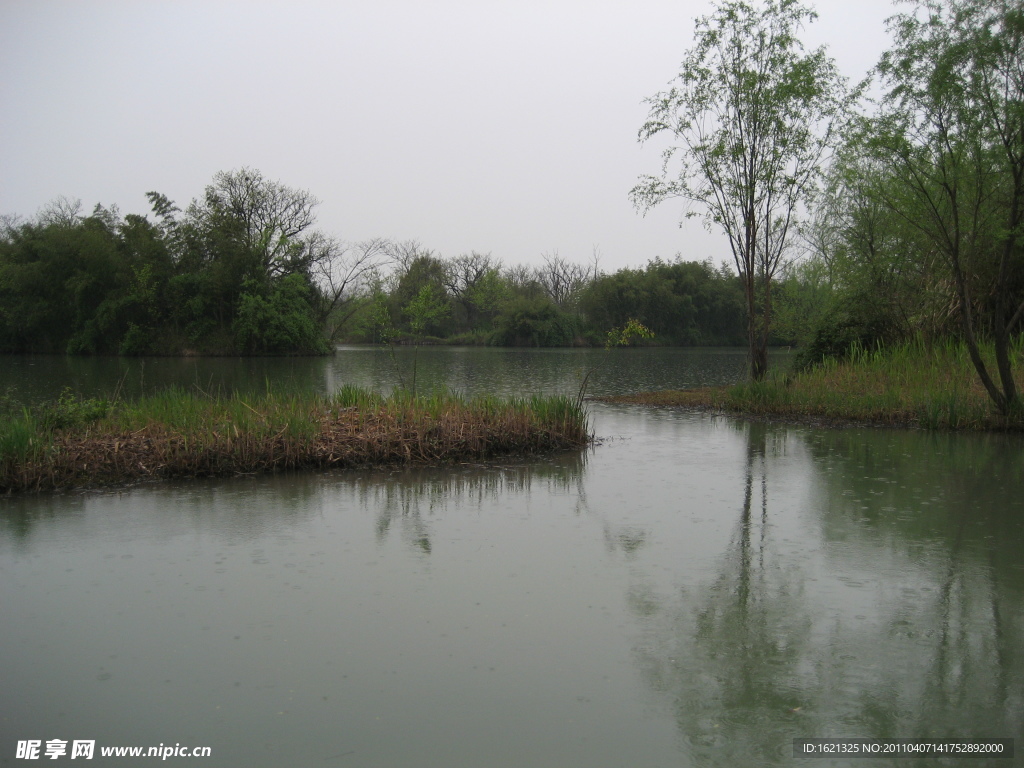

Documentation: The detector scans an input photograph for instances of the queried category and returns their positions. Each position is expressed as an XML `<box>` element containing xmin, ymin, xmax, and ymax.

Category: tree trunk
<box><xmin>744</xmin><ymin>273</ymin><xmax>768</xmax><ymax>382</ymax></box>
<box><xmin>950</xmin><ymin>250</ymin><xmax>1008</xmax><ymax>414</ymax></box>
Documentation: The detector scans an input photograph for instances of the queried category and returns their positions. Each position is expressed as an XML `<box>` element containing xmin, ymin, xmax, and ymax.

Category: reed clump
<box><xmin>0</xmin><ymin>386</ymin><xmax>589</xmax><ymax>493</ymax></box>
<box><xmin>599</xmin><ymin>337</ymin><xmax>1024</xmax><ymax>431</ymax></box>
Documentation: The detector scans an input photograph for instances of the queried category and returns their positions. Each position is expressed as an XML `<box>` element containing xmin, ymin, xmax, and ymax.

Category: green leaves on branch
<box><xmin>605</xmin><ymin>319</ymin><xmax>654</xmax><ymax>350</ymax></box>
<box><xmin>861</xmin><ymin>0</ymin><xmax>1024</xmax><ymax>415</ymax></box>
<box><xmin>632</xmin><ymin>0</ymin><xmax>855</xmax><ymax>380</ymax></box>
<box><xmin>405</xmin><ymin>284</ymin><xmax>451</xmax><ymax>338</ymax></box>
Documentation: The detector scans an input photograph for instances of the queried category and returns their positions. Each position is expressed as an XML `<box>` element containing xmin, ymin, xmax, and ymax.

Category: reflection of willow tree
<box><xmin>349</xmin><ymin>451</ymin><xmax>589</xmax><ymax>555</ymax></box>
<box><xmin>804</xmin><ymin>429</ymin><xmax>1024</xmax><ymax>743</ymax></box>
<box><xmin>633</xmin><ymin>422</ymin><xmax>819</xmax><ymax>764</ymax></box>
<box><xmin>630</xmin><ymin>423</ymin><xmax>1024</xmax><ymax>766</ymax></box>
<box><xmin>920</xmin><ymin>514</ymin><xmax>1019</xmax><ymax>739</ymax></box>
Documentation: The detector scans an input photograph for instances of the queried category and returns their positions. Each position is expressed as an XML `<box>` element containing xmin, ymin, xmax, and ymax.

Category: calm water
<box><xmin>0</xmin><ymin>345</ymin><xmax>770</xmax><ymax>402</ymax></box>
<box><xmin>1</xmin><ymin>348</ymin><xmax>1022</xmax><ymax>767</ymax></box>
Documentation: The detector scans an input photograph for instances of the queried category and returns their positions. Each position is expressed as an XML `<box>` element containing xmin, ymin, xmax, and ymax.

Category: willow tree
<box><xmin>631</xmin><ymin>0</ymin><xmax>851</xmax><ymax>380</ymax></box>
<box><xmin>867</xmin><ymin>0</ymin><xmax>1024</xmax><ymax>416</ymax></box>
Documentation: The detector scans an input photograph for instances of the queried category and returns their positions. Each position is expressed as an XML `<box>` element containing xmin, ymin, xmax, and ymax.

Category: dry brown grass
<box><xmin>1</xmin><ymin>389</ymin><xmax>589</xmax><ymax>493</ymax></box>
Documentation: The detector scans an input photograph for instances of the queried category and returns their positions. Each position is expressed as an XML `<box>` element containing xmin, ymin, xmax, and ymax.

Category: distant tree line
<box><xmin>5</xmin><ymin>0</ymin><xmax>1018</xmax><ymax>420</ymax></box>
<box><xmin>0</xmin><ymin>169</ymin><xmax>750</xmax><ymax>355</ymax></box>
<box><xmin>0</xmin><ymin>170</ymin><xmax>335</xmax><ymax>355</ymax></box>
<box><xmin>360</xmin><ymin>247</ymin><xmax>749</xmax><ymax>348</ymax></box>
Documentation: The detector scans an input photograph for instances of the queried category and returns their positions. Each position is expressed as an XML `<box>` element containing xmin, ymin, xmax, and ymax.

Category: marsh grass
<box><xmin>600</xmin><ymin>337</ymin><xmax>1024</xmax><ymax>430</ymax></box>
<box><xmin>0</xmin><ymin>386</ymin><xmax>589</xmax><ymax>493</ymax></box>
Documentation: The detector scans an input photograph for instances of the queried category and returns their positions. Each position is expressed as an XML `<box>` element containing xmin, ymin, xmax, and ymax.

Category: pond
<box><xmin>1</xmin><ymin>348</ymin><xmax>1022</xmax><ymax>767</ymax></box>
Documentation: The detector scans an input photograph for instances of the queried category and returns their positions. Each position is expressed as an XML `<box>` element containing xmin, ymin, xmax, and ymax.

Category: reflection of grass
<box><xmin>0</xmin><ymin>386</ymin><xmax>589</xmax><ymax>493</ymax></box>
<box><xmin>599</xmin><ymin>338</ymin><xmax>1024</xmax><ymax>430</ymax></box>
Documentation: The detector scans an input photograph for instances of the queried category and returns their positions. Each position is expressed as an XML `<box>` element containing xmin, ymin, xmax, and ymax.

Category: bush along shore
<box><xmin>598</xmin><ymin>339</ymin><xmax>1024</xmax><ymax>431</ymax></box>
<box><xmin>0</xmin><ymin>386</ymin><xmax>590</xmax><ymax>494</ymax></box>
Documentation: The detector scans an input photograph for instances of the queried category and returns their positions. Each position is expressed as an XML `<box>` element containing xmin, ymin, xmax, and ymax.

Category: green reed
<box><xmin>0</xmin><ymin>385</ymin><xmax>589</xmax><ymax>493</ymax></box>
<box><xmin>724</xmin><ymin>337</ymin><xmax>1023</xmax><ymax>429</ymax></box>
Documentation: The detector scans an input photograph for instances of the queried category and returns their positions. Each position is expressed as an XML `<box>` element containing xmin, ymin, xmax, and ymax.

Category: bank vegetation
<box><xmin>600</xmin><ymin>338</ymin><xmax>1024</xmax><ymax>431</ymax></box>
<box><xmin>0</xmin><ymin>387</ymin><xmax>589</xmax><ymax>494</ymax></box>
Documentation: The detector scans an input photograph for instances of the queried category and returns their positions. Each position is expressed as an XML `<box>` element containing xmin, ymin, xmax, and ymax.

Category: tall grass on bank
<box><xmin>0</xmin><ymin>386</ymin><xmax>590</xmax><ymax>493</ymax></box>
<box><xmin>730</xmin><ymin>338</ymin><xmax>1024</xmax><ymax>429</ymax></box>
<box><xmin>602</xmin><ymin>337</ymin><xmax>1024</xmax><ymax>430</ymax></box>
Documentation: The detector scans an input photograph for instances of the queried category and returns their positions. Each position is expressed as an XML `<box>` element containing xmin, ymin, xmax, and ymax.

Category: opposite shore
<box><xmin>597</xmin><ymin>339</ymin><xmax>1024</xmax><ymax>432</ymax></box>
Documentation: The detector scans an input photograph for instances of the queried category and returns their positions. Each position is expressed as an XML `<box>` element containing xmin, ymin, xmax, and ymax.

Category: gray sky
<box><xmin>0</xmin><ymin>0</ymin><xmax>896</xmax><ymax>273</ymax></box>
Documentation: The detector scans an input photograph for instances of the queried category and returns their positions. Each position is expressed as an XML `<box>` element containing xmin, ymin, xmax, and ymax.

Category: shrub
<box><xmin>489</xmin><ymin>297</ymin><xmax>580</xmax><ymax>347</ymax></box>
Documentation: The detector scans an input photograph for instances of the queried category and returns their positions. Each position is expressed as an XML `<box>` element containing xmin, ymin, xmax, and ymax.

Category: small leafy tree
<box><xmin>576</xmin><ymin>319</ymin><xmax>655</xmax><ymax>407</ymax></box>
<box><xmin>405</xmin><ymin>284</ymin><xmax>451</xmax><ymax>339</ymax></box>
<box><xmin>403</xmin><ymin>284</ymin><xmax>451</xmax><ymax>394</ymax></box>
<box><xmin>631</xmin><ymin>0</ymin><xmax>853</xmax><ymax>380</ymax></box>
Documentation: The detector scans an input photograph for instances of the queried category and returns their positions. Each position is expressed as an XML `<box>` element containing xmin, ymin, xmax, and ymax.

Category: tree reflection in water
<box><xmin>348</xmin><ymin>450</ymin><xmax>589</xmax><ymax>555</ymax></box>
<box><xmin>629</xmin><ymin>423</ymin><xmax>1023</xmax><ymax>766</ymax></box>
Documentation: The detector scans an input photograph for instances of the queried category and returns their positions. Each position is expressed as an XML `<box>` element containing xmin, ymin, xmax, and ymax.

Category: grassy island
<box><xmin>0</xmin><ymin>387</ymin><xmax>589</xmax><ymax>494</ymax></box>
<box><xmin>598</xmin><ymin>340</ymin><xmax>1024</xmax><ymax>432</ymax></box>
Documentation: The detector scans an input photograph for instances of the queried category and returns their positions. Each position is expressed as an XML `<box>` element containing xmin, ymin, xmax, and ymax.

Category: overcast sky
<box><xmin>1</xmin><ymin>0</ymin><xmax>897</xmax><ymax>273</ymax></box>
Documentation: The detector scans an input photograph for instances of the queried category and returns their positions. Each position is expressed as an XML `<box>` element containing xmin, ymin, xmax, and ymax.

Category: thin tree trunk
<box><xmin>950</xmin><ymin>250</ymin><xmax>1008</xmax><ymax>414</ymax></box>
<box><xmin>744</xmin><ymin>270</ymin><xmax>767</xmax><ymax>382</ymax></box>
<box><xmin>993</xmin><ymin>182</ymin><xmax>1023</xmax><ymax>414</ymax></box>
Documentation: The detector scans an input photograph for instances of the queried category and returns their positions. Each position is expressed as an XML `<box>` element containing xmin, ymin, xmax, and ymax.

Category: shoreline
<box><xmin>0</xmin><ymin>390</ymin><xmax>589</xmax><ymax>494</ymax></box>
<box><xmin>594</xmin><ymin>387</ymin><xmax>1024</xmax><ymax>432</ymax></box>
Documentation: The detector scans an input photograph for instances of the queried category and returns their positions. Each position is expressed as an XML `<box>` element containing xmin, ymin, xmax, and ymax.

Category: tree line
<box><xmin>0</xmin><ymin>169</ymin><xmax>751</xmax><ymax>356</ymax></box>
<box><xmin>633</xmin><ymin>0</ymin><xmax>1024</xmax><ymax>415</ymax></box>
<box><xmin>3</xmin><ymin>0</ymin><xmax>1020</xmax><ymax>415</ymax></box>
<box><xmin>0</xmin><ymin>170</ymin><xmax>334</xmax><ymax>356</ymax></box>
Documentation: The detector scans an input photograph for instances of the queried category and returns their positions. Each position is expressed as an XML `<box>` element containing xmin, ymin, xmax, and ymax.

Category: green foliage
<box><xmin>363</xmin><ymin>289</ymin><xmax>397</xmax><ymax>344</ymax></box>
<box><xmin>0</xmin><ymin>211</ymin><xmax>133</xmax><ymax>353</ymax></box>
<box><xmin>0</xmin><ymin>171</ymin><xmax>751</xmax><ymax>355</ymax></box>
<box><xmin>605</xmin><ymin>318</ymin><xmax>654</xmax><ymax>350</ymax></box>
<box><xmin>4</xmin><ymin>385</ymin><xmax>113</xmax><ymax>438</ymax></box>
<box><xmin>0</xmin><ymin>169</ymin><xmax>339</xmax><ymax>357</ymax></box>
<box><xmin>443</xmin><ymin>252</ymin><xmax>508</xmax><ymax>333</ymax></box>
<box><xmin>792</xmin><ymin>307</ymin><xmax>896</xmax><ymax>372</ymax></box>
<box><xmin>632</xmin><ymin>0</ymin><xmax>855</xmax><ymax>379</ymax></box>
<box><xmin>579</xmin><ymin>258</ymin><xmax>744</xmax><ymax>345</ymax></box>
<box><xmin>0</xmin><ymin>413</ymin><xmax>39</xmax><ymax>466</ymax></box>
<box><xmin>404</xmin><ymin>284</ymin><xmax>451</xmax><ymax>338</ymax></box>
<box><xmin>861</xmin><ymin>0</ymin><xmax>1024</xmax><ymax>413</ymax></box>
<box><xmin>490</xmin><ymin>297</ymin><xmax>581</xmax><ymax>347</ymax></box>
<box><xmin>29</xmin><ymin>387</ymin><xmax>110</xmax><ymax>432</ymax></box>
<box><xmin>232</xmin><ymin>274</ymin><xmax>329</xmax><ymax>355</ymax></box>
<box><xmin>465</xmin><ymin>266</ymin><xmax>508</xmax><ymax>326</ymax></box>
<box><xmin>720</xmin><ymin>337</ymin><xmax>1024</xmax><ymax>429</ymax></box>
<box><xmin>391</xmin><ymin>254</ymin><xmax>453</xmax><ymax>336</ymax></box>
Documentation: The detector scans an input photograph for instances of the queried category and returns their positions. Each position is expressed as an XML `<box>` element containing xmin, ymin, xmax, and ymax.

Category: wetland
<box><xmin>1</xmin><ymin>346</ymin><xmax>1021</xmax><ymax>766</ymax></box>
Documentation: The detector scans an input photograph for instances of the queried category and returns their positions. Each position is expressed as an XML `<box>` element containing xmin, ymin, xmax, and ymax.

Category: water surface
<box><xmin>0</xmin><ymin>345</ymin><xmax>782</xmax><ymax>402</ymax></box>
<box><xmin>1</xmin><ymin>349</ymin><xmax>1021</xmax><ymax>766</ymax></box>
